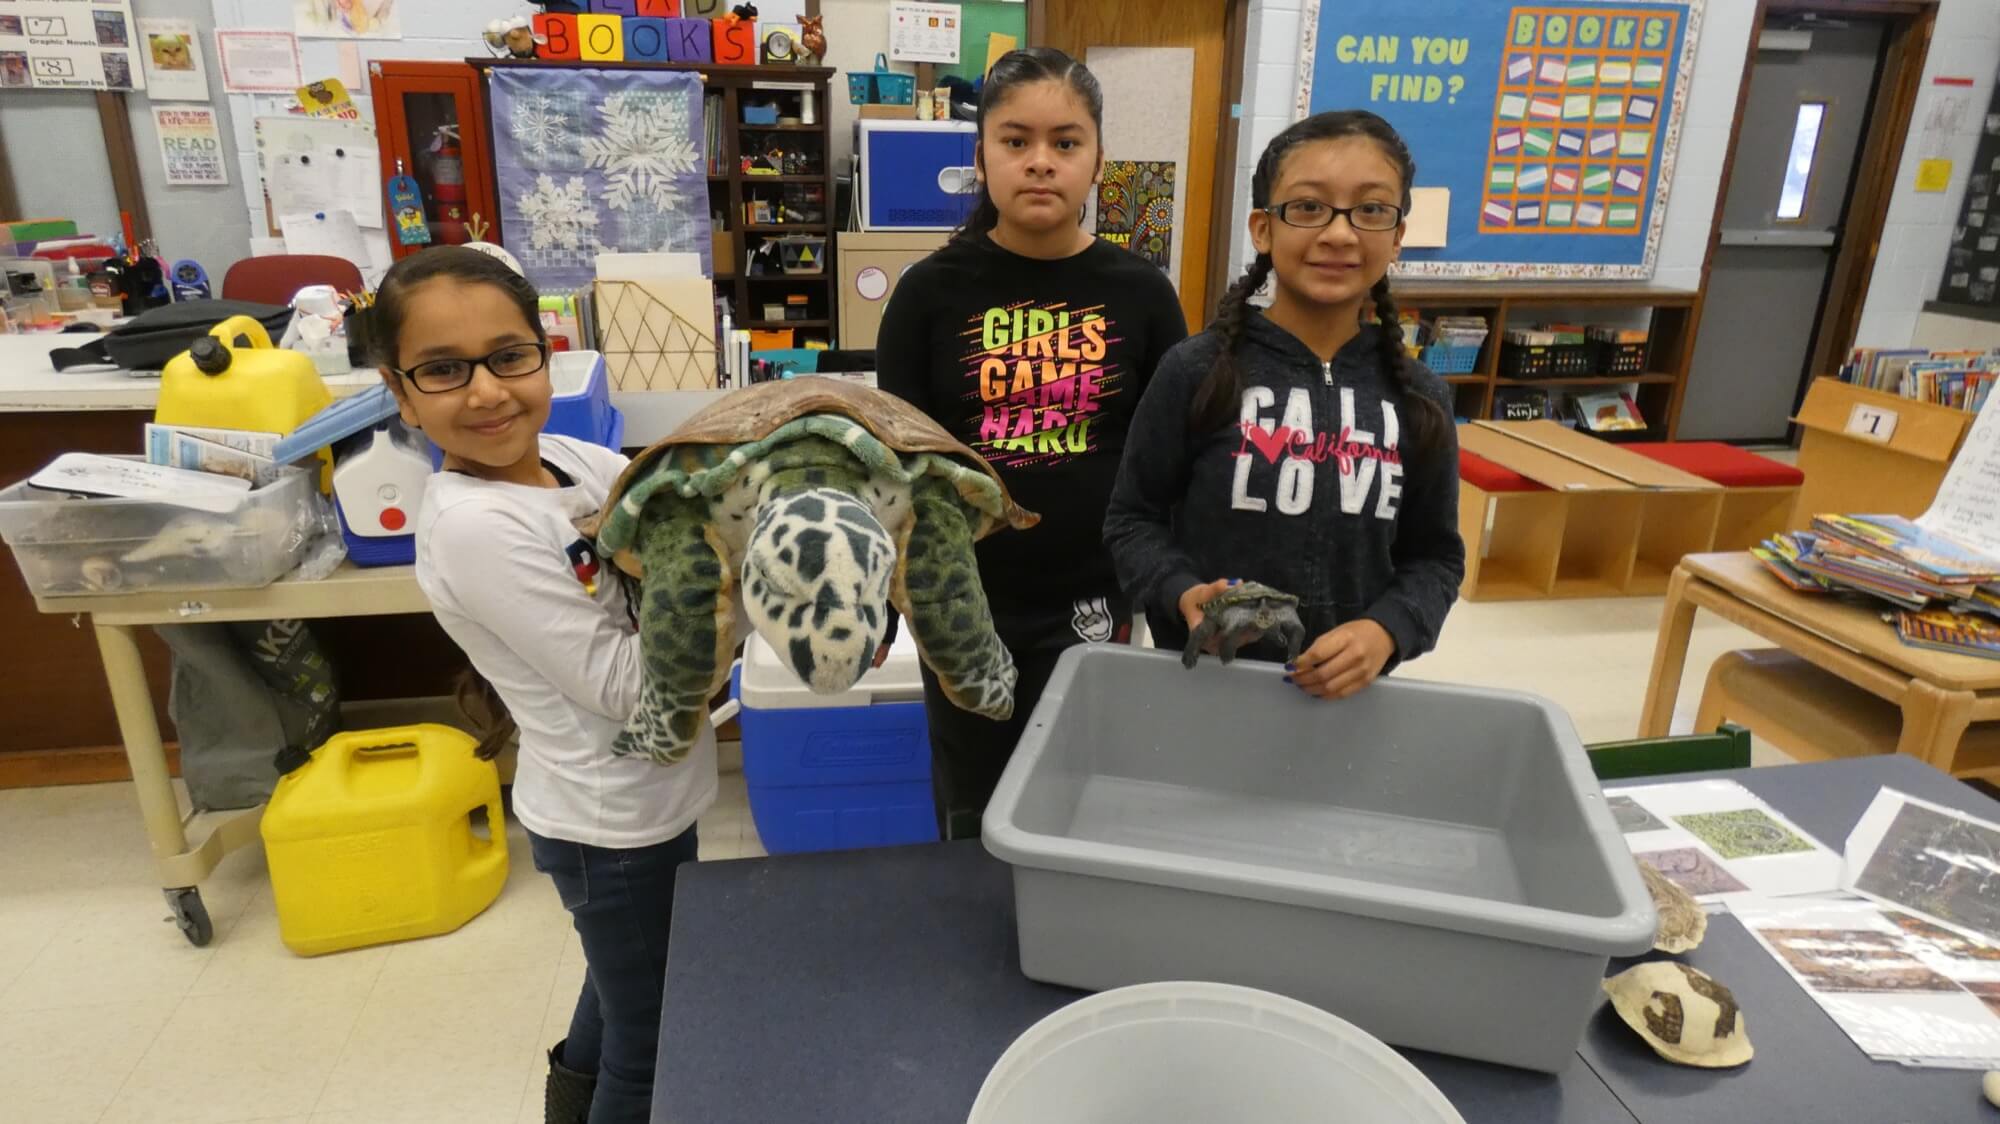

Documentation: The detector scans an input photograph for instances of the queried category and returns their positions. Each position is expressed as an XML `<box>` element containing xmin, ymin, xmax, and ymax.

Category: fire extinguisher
<box><xmin>430</xmin><ymin>125</ymin><xmax>469</xmax><ymax>244</ymax></box>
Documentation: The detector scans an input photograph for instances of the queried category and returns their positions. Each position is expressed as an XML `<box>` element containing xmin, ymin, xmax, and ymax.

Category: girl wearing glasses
<box><xmin>1105</xmin><ymin>110</ymin><xmax>1464</xmax><ymax>699</ymax></box>
<box><xmin>377</xmin><ymin>246</ymin><xmax>714</xmax><ymax>1124</ymax></box>
<box><xmin>876</xmin><ymin>48</ymin><xmax>1187</xmax><ymax>840</ymax></box>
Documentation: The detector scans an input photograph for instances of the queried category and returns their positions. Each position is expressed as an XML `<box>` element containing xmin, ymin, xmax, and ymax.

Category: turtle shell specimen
<box><xmin>1603</xmin><ymin>961</ymin><xmax>1752</xmax><ymax>1069</ymax></box>
<box><xmin>1639</xmin><ymin>861</ymin><xmax>1708</xmax><ymax>954</ymax></box>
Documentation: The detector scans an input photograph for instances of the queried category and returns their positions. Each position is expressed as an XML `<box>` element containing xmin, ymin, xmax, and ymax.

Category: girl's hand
<box><xmin>1287</xmin><ymin>620</ymin><xmax>1395</xmax><ymax>700</ymax></box>
<box><xmin>1177</xmin><ymin>578</ymin><xmax>1238</xmax><ymax>635</ymax></box>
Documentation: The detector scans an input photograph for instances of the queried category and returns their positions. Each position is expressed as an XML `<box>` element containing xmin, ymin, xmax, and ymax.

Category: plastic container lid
<box><xmin>740</xmin><ymin>629</ymin><xmax>922</xmax><ymax>710</ymax></box>
<box><xmin>968</xmin><ymin>982</ymin><xmax>1466</xmax><ymax>1124</ymax></box>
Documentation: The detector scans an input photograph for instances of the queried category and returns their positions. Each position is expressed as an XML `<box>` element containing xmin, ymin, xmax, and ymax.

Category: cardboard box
<box><xmin>858</xmin><ymin>103</ymin><xmax>919</xmax><ymax>120</ymax></box>
<box><xmin>1790</xmin><ymin>378</ymin><xmax>1972</xmax><ymax>527</ymax></box>
<box><xmin>836</xmin><ymin>231</ymin><xmax>947</xmax><ymax>350</ymax></box>
<box><xmin>712</xmin><ymin>230</ymin><xmax>737</xmax><ymax>277</ymax></box>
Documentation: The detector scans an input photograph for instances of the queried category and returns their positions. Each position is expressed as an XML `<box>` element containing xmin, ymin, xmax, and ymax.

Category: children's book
<box><xmin>1812</xmin><ymin>514</ymin><xmax>2000</xmax><ymax>585</ymax></box>
<box><xmin>1895</xmin><ymin>610</ymin><xmax>2000</xmax><ymax>660</ymax></box>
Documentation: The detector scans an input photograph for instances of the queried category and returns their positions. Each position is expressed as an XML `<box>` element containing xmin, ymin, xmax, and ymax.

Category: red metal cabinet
<box><xmin>367</xmin><ymin>61</ymin><xmax>499</xmax><ymax>259</ymax></box>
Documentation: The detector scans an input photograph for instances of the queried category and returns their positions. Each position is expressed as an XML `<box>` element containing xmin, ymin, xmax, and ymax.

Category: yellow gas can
<box><xmin>261</xmin><ymin>724</ymin><xmax>508</xmax><ymax>957</ymax></box>
<box><xmin>157</xmin><ymin>315</ymin><xmax>334</xmax><ymax>489</ymax></box>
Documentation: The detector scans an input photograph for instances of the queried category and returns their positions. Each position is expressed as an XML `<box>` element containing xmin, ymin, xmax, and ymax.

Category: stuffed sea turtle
<box><xmin>589</xmin><ymin>377</ymin><xmax>1038</xmax><ymax>764</ymax></box>
<box><xmin>1183</xmin><ymin>581</ymin><xmax>1307</xmax><ymax>669</ymax></box>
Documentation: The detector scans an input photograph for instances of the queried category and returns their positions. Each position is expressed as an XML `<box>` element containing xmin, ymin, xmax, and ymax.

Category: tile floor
<box><xmin>0</xmin><ymin>594</ymin><xmax>1785</xmax><ymax>1123</ymax></box>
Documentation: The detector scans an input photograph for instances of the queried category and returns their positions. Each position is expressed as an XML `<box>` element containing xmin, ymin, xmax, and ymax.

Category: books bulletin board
<box><xmin>1932</xmin><ymin>85</ymin><xmax>2000</xmax><ymax>311</ymax></box>
<box><xmin>1296</xmin><ymin>0</ymin><xmax>1704</xmax><ymax>279</ymax></box>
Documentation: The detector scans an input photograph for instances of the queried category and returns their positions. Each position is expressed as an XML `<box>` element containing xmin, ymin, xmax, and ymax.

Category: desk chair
<box><xmin>221</xmin><ymin>254</ymin><xmax>364</xmax><ymax>306</ymax></box>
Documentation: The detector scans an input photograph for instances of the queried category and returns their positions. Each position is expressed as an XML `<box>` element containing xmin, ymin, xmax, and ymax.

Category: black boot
<box><xmin>546</xmin><ymin>1039</ymin><xmax>596</xmax><ymax>1124</ymax></box>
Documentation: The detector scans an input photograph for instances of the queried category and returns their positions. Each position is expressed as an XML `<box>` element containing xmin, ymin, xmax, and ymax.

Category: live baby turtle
<box><xmin>1182</xmin><ymin>581</ymin><xmax>1307</xmax><ymax>669</ymax></box>
<box><xmin>589</xmin><ymin>377</ymin><xmax>1038</xmax><ymax>764</ymax></box>
<box><xmin>1602</xmin><ymin>961</ymin><xmax>1752</xmax><ymax>1069</ymax></box>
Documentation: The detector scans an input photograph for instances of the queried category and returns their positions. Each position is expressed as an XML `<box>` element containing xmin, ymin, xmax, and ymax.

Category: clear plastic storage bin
<box><xmin>0</xmin><ymin>463</ymin><xmax>325</xmax><ymax>596</ymax></box>
<box><xmin>982</xmin><ymin>645</ymin><xmax>1656</xmax><ymax>1073</ymax></box>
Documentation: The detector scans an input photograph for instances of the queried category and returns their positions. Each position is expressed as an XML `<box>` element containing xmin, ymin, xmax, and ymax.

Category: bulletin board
<box><xmin>1932</xmin><ymin>89</ymin><xmax>2000</xmax><ymax>310</ymax></box>
<box><xmin>1297</xmin><ymin>0</ymin><xmax>1703</xmax><ymax>279</ymax></box>
<box><xmin>935</xmin><ymin>1</ymin><xmax>1028</xmax><ymax>84</ymax></box>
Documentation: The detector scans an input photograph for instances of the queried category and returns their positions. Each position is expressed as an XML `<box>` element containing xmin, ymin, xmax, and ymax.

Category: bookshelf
<box><xmin>472</xmin><ymin>60</ymin><xmax>839</xmax><ymax>349</ymax></box>
<box><xmin>1397</xmin><ymin>282</ymin><xmax>1700</xmax><ymax>440</ymax></box>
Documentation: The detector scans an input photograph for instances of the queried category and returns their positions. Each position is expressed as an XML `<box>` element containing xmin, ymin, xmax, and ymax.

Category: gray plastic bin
<box><xmin>981</xmin><ymin>645</ymin><xmax>1656</xmax><ymax>1073</ymax></box>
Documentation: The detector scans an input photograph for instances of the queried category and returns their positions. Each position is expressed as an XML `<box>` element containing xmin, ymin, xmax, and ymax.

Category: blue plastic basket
<box><xmin>1423</xmin><ymin>343</ymin><xmax>1482</xmax><ymax>374</ymax></box>
<box><xmin>847</xmin><ymin>53</ymin><xmax>913</xmax><ymax>105</ymax></box>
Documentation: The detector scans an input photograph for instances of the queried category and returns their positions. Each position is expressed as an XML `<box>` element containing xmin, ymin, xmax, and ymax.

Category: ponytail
<box><xmin>454</xmin><ymin>668</ymin><xmax>516</xmax><ymax>761</ymax></box>
<box><xmin>1189</xmin><ymin>253</ymin><xmax>1273</xmax><ymax>438</ymax></box>
<box><xmin>1369</xmin><ymin>276</ymin><xmax>1447</xmax><ymax>460</ymax></box>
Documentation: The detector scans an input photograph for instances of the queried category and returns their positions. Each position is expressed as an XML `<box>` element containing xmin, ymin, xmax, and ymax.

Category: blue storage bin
<box><xmin>735</xmin><ymin>632</ymin><xmax>937</xmax><ymax>854</ymax></box>
<box><xmin>1422</xmin><ymin>343</ymin><xmax>1481</xmax><ymax>374</ymax></box>
<box><xmin>857</xmin><ymin>120</ymin><xmax>979</xmax><ymax>231</ymax></box>
<box><xmin>847</xmin><ymin>53</ymin><xmax>913</xmax><ymax>106</ymax></box>
<box><xmin>545</xmin><ymin>350</ymin><xmax>620</xmax><ymax>447</ymax></box>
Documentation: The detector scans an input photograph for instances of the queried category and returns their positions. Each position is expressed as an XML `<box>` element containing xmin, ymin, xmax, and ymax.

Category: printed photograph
<box><xmin>0</xmin><ymin>15</ymin><xmax>22</xmax><ymax>36</ymax></box>
<box><xmin>1888</xmin><ymin>911</ymin><xmax>2000</xmax><ymax>963</ymax></box>
<box><xmin>1674</xmin><ymin>808</ymin><xmax>1814</xmax><ymax>860</ymax></box>
<box><xmin>1</xmin><ymin>51</ymin><xmax>29</xmax><ymax>89</ymax></box>
<box><xmin>1608</xmin><ymin>795</ymin><xmax>1667</xmax><ymax>835</ymax></box>
<box><xmin>1636</xmin><ymin>847</ymin><xmax>1749</xmax><ymax>896</ymax></box>
<box><xmin>147</xmin><ymin>31</ymin><xmax>195</xmax><ymax>71</ymax></box>
<box><xmin>1964</xmin><ymin>981</ymin><xmax>2000</xmax><ymax>1020</ymax></box>
<box><xmin>1854</xmin><ymin>800</ymin><xmax>2000</xmax><ymax>941</ymax></box>
<box><xmin>1758</xmin><ymin>928</ymin><xmax>1961</xmax><ymax>993</ymax></box>
<box><xmin>93</xmin><ymin>9</ymin><xmax>127</xmax><ymax>47</ymax></box>
<box><xmin>99</xmin><ymin>49</ymin><xmax>131</xmax><ymax>89</ymax></box>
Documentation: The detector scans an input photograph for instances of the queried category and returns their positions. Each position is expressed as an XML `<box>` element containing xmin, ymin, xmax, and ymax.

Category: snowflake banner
<box><xmin>489</xmin><ymin>67</ymin><xmax>712</xmax><ymax>292</ymax></box>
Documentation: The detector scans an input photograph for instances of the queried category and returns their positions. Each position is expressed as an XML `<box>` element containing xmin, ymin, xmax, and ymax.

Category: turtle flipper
<box><xmin>1280</xmin><ymin>617</ymin><xmax>1308</xmax><ymax>664</ymax></box>
<box><xmin>896</xmin><ymin>475</ymin><xmax>1014</xmax><ymax>720</ymax></box>
<box><xmin>1182</xmin><ymin>618</ymin><xmax>1217</xmax><ymax>669</ymax></box>
<box><xmin>615</xmin><ymin>489</ymin><xmax>731</xmax><ymax>765</ymax></box>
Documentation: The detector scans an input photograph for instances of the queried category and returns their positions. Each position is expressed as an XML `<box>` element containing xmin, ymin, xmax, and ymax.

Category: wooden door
<box><xmin>1041</xmin><ymin>0</ymin><xmax>1237</xmax><ymax>328</ymax></box>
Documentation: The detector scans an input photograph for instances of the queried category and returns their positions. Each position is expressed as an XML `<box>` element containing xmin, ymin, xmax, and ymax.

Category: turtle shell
<box><xmin>1602</xmin><ymin>961</ymin><xmax>1752</xmax><ymax>1068</ymax></box>
<box><xmin>588</xmin><ymin>377</ymin><xmax>1038</xmax><ymax>574</ymax></box>
<box><xmin>1638</xmin><ymin>861</ymin><xmax>1707</xmax><ymax>954</ymax></box>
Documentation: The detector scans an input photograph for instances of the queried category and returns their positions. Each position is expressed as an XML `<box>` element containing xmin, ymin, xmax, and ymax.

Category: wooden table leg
<box><xmin>93</xmin><ymin>621</ymin><xmax>189</xmax><ymax>872</ymax></box>
<box><xmin>1897</xmin><ymin>680</ymin><xmax>1976</xmax><ymax>774</ymax></box>
<box><xmin>1639</xmin><ymin>565</ymin><xmax>1698</xmax><ymax>738</ymax></box>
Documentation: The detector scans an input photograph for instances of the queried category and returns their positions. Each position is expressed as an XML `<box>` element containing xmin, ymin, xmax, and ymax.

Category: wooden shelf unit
<box><xmin>471</xmin><ymin>59</ymin><xmax>839</xmax><ymax>347</ymax></box>
<box><xmin>1397</xmin><ymin>282</ymin><xmax>1699</xmax><ymax>438</ymax></box>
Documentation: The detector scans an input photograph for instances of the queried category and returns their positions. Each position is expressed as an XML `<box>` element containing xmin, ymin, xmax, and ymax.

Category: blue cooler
<box><xmin>857</xmin><ymin>120</ymin><xmax>979</xmax><ymax>231</ymax></box>
<box><xmin>734</xmin><ymin>631</ymin><xmax>936</xmax><ymax>853</ymax></box>
<box><xmin>545</xmin><ymin>350</ymin><xmax>624</xmax><ymax>450</ymax></box>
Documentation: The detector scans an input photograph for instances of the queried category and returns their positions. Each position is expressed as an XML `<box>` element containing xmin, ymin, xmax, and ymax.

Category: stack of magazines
<box><xmin>1756</xmin><ymin>514</ymin><xmax>2000</xmax><ymax>659</ymax></box>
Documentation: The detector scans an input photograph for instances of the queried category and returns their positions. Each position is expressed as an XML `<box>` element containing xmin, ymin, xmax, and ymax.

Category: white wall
<box><xmin>1228</xmin><ymin>0</ymin><xmax>1748</xmax><ymax>291</ymax></box>
<box><xmin>1853</xmin><ymin>0</ymin><xmax>2000</xmax><ymax>347</ymax></box>
<box><xmin>1230</xmin><ymin>0</ymin><xmax>2000</xmax><ymax>351</ymax></box>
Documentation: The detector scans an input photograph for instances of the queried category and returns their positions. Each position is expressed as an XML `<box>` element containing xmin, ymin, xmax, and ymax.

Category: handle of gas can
<box><xmin>208</xmin><ymin>314</ymin><xmax>275</xmax><ymax>351</ymax></box>
<box><xmin>461</xmin><ymin>795</ymin><xmax>510</xmax><ymax>884</ymax></box>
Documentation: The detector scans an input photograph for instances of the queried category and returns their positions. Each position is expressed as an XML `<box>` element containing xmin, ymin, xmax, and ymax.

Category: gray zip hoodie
<box><xmin>1103</xmin><ymin>310</ymin><xmax>1464</xmax><ymax>668</ymax></box>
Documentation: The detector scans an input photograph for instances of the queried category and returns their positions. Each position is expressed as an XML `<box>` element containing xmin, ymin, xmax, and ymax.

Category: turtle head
<box><xmin>742</xmin><ymin>487</ymin><xmax>895</xmax><ymax>695</ymax></box>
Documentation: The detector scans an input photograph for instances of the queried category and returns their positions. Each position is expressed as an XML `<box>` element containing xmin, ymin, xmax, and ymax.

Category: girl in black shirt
<box><xmin>876</xmin><ymin>48</ymin><xmax>1188</xmax><ymax>839</ymax></box>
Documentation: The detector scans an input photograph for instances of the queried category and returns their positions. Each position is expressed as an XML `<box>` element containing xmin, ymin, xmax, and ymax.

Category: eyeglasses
<box><xmin>1265</xmin><ymin>199</ymin><xmax>1406</xmax><ymax>232</ymax></box>
<box><xmin>393</xmin><ymin>341</ymin><xmax>549</xmax><ymax>395</ymax></box>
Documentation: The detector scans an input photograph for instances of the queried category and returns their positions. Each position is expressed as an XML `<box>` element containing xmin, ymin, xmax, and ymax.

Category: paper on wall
<box><xmin>1844</xmin><ymin>789</ymin><xmax>2000</xmax><ymax>946</ymax></box>
<box><xmin>0</xmin><ymin>0</ymin><xmax>143</xmax><ymax>92</ymax></box>
<box><xmin>889</xmin><ymin>1</ymin><xmax>961</xmax><ymax>64</ymax></box>
<box><xmin>1603</xmin><ymin>778</ymin><xmax>1845</xmax><ymax>904</ymax></box>
<box><xmin>295</xmin><ymin>0</ymin><xmax>402</xmax><ymax>41</ymax></box>
<box><xmin>258</xmin><ymin>117</ymin><xmax>383</xmax><ymax>228</ymax></box>
<box><xmin>216</xmin><ymin>29</ymin><xmax>300</xmax><ymax>93</ymax></box>
<box><xmin>1405</xmin><ymin>188</ymin><xmax>1449</xmax><ymax>248</ymax></box>
<box><xmin>137</xmin><ymin>17</ymin><xmax>208</xmax><ymax>102</ymax></box>
<box><xmin>154</xmin><ymin>105</ymin><xmax>229</xmax><ymax>186</ymax></box>
<box><xmin>279</xmin><ymin>210</ymin><xmax>372</xmax><ymax>274</ymax></box>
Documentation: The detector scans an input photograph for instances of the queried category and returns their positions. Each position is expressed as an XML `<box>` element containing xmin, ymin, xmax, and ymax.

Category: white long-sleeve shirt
<box><xmin>415</xmin><ymin>435</ymin><xmax>717</xmax><ymax>849</ymax></box>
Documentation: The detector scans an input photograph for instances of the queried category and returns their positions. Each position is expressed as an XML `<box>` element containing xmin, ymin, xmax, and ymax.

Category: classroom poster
<box><xmin>154</xmin><ymin>105</ymin><xmax>228</xmax><ymax>186</ymax></box>
<box><xmin>1297</xmin><ymin>0</ymin><xmax>1702</xmax><ymax>279</ymax></box>
<box><xmin>137</xmin><ymin>18</ymin><xmax>208</xmax><ymax>102</ymax></box>
<box><xmin>215</xmin><ymin>29</ymin><xmax>301</xmax><ymax>94</ymax></box>
<box><xmin>0</xmin><ymin>0</ymin><xmax>144</xmax><ymax>92</ymax></box>
<box><xmin>295</xmin><ymin>0</ymin><xmax>401</xmax><ymax>40</ymax></box>
<box><xmin>889</xmin><ymin>1</ymin><xmax>961</xmax><ymax>64</ymax></box>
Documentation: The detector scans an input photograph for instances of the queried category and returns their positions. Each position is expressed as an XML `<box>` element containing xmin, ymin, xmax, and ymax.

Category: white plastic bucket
<box><xmin>968</xmin><ymin>982</ymin><xmax>1466</xmax><ymax>1124</ymax></box>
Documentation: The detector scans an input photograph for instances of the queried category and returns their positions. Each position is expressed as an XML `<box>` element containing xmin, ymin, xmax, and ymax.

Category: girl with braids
<box><xmin>877</xmin><ymin>47</ymin><xmax>1187</xmax><ymax>839</ymax></box>
<box><xmin>1105</xmin><ymin>110</ymin><xmax>1464</xmax><ymax>699</ymax></box>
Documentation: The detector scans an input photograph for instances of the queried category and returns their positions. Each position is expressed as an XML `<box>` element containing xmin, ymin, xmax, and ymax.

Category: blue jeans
<box><xmin>528</xmin><ymin>825</ymin><xmax>699</xmax><ymax>1124</ymax></box>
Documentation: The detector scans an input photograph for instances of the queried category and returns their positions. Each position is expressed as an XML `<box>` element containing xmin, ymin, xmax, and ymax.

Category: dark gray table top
<box><xmin>655</xmin><ymin>756</ymin><xmax>1996</xmax><ymax>1124</ymax></box>
<box><xmin>1584</xmin><ymin>755</ymin><xmax>2000</xmax><ymax>1124</ymax></box>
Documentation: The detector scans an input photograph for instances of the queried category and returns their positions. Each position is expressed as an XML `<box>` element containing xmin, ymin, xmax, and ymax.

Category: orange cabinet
<box><xmin>367</xmin><ymin>61</ymin><xmax>499</xmax><ymax>259</ymax></box>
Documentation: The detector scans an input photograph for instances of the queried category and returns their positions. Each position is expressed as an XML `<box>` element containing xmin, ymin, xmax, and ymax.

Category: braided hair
<box><xmin>947</xmin><ymin>47</ymin><xmax>1104</xmax><ymax>249</ymax></box>
<box><xmin>1190</xmin><ymin>111</ymin><xmax>1446</xmax><ymax>462</ymax></box>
